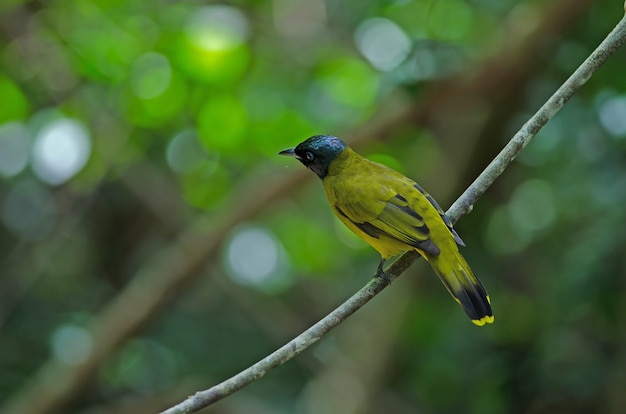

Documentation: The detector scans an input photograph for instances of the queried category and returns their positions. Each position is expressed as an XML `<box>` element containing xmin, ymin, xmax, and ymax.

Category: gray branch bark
<box><xmin>161</xmin><ymin>13</ymin><xmax>626</xmax><ymax>414</ymax></box>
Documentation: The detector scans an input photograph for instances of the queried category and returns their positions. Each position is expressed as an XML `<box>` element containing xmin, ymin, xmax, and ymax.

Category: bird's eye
<box><xmin>304</xmin><ymin>151</ymin><xmax>315</xmax><ymax>161</ymax></box>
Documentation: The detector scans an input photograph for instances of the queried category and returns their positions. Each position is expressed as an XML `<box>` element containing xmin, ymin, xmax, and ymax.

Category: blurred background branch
<box><xmin>1</xmin><ymin>1</ymin><xmax>625</xmax><ymax>414</ymax></box>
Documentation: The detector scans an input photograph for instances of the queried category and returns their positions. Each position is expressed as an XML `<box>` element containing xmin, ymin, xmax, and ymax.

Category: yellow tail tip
<box><xmin>471</xmin><ymin>315</ymin><xmax>495</xmax><ymax>326</ymax></box>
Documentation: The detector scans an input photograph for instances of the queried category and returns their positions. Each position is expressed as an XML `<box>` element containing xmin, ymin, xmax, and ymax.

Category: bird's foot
<box><xmin>374</xmin><ymin>259</ymin><xmax>391</xmax><ymax>286</ymax></box>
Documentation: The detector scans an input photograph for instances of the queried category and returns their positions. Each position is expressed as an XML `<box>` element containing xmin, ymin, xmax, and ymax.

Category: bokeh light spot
<box><xmin>404</xmin><ymin>47</ymin><xmax>437</xmax><ymax>81</ymax></box>
<box><xmin>508</xmin><ymin>179</ymin><xmax>556</xmax><ymax>236</ymax></box>
<box><xmin>130</xmin><ymin>53</ymin><xmax>172</xmax><ymax>100</ymax></box>
<box><xmin>428</xmin><ymin>0</ymin><xmax>473</xmax><ymax>40</ymax></box>
<box><xmin>0</xmin><ymin>122</ymin><xmax>30</xmax><ymax>177</ymax></box>
<box><xmin>198</xmin><ymin>94</ymin><xmax>248</xmax><ymax>154</ymax></box>
<box><xmin>0</xmin><ymin>76</ymin><xmax>30</xmax><ymax>123</ymax></box>
<box><xmin>126</xmin><ymin>71</ymin><xmax>188</xmax><ymax>127</ymax></box>
<box><xmin>1</xmin><ymin>179</ymin><xmax>56</xmax><ymax>240</ymax></box>
<box><xmin>177</xmin><ymin>5</ymin><xmax>250</xmax><ymax>83</ymax></box>
<box><xmin>180</xmin><ymin>161</ymin><xmax>229</xmax><ymax>209</ymax></box>
<box><xmin>32</xmin><ymin>118</ymin><xmax>91</xmax><ymax>185</ymax></box>
<box><xmin>225</xmin><ymin>225</ymin><xmax>290</xmax><ymax>291</ymax></box>
<box><xmin>598</xmin><ymin>95</ymin><xmax>626</xmax><ymax>138</ymax></box>
<box><xmin>484</xmin><ymin>207</ymin><xmax>530</xmax><ymax>256</ymax></box>
<box><xmin>311</xmin><ymin>58</ymin><xmax>379</xmax><ymax>126</ymax></box>
<box><xmin>188</xmin><ymin>5</ymin><xmax>248</xmax><ymax>51</ymax></box>
<box><xmin>166</xmin><ymin>130</ymin><xmax>211</xmax><ymax>174</ymax></box>
<box><xmin>51</xmin><ymin>324</ymin><xmax>93</xmax><ymax>366</ymax></box>
<box><xmin>355</xmin><ymin>18</ymin><xmax>411</xmax><ymax>71</ymax></box>
<box><xmin>317</xmin><ymin>59</ymin><xmax>379</xmax><ymax>108</ymax></box>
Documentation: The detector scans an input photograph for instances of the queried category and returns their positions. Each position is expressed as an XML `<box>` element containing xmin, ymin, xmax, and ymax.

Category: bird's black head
<box><xmin>279</xmin><ymin>135</ymin><xmax>347</xmax><ymax>178</ymax></box>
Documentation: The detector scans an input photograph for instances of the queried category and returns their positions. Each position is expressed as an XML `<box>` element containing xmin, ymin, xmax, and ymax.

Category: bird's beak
<box><xmin>279</xmin><ymin>148</ymin><xmax>297</xmax><ymax>157</ymax></box>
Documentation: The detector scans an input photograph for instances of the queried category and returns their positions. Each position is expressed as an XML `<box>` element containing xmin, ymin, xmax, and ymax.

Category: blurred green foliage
<box><xmin>1</xmin><ymin>0</ymin><xmax>626</xmax><ymax>413</ymax></box>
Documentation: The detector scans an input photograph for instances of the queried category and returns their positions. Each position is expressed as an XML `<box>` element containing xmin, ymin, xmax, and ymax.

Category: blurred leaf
<box><xmin>197</xmin><ymin>93</ymin><xmax>248</xmax><ymax>155</ymax></box>
<box><xmin>0</xmin><ymin>76</ymin><xmax>30</xmax><ymax>123</ymax></box>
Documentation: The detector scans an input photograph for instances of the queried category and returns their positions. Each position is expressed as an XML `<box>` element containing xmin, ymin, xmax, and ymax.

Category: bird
<box><xmin>279</xmin><ymin>135</ymin><xmax>493</xmax><ymax>326</ymax></box>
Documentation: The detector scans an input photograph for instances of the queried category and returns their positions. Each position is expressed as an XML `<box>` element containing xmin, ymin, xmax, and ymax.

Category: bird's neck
<box><xmin>325</xmin><ymin>148</ymin><xmax>364</xmax><ymax>178</ymax></box>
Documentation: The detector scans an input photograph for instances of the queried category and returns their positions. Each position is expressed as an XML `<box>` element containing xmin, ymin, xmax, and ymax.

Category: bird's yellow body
<box><xmin>280</xmin><ymin>135</ymin><xmax>493</xmax><ymax>326</ymax></box>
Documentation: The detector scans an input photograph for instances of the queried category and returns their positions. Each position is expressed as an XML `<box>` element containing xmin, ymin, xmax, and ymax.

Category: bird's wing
<box><xmin>413</xmin><ymin>182</ymin><xmax>465</xmax><ymax>246</ymax></box>
<box><xmin>336</xmin><ymin>185</ymin><xmax>441</xmax><ymax>257</ymax></box>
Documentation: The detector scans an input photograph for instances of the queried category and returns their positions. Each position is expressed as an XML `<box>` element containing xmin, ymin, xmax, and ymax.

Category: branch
<box><xmin>161</xmin><ymin>13</ymin><xmax>626</xmax><ymax>414</ymax></box>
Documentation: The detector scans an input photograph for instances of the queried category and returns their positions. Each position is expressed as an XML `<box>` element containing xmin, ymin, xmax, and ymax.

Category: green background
<box><xmin>1</xmin><ymin>0</ymin><xmax>626</xmax><ymax>413</ymax></box>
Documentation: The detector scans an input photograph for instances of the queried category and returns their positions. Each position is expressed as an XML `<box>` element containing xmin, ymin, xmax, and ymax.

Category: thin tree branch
<box><xmin>161</xmin><ymin>13</ymin><xmax>626</xmax><ymax>414</ymax></box>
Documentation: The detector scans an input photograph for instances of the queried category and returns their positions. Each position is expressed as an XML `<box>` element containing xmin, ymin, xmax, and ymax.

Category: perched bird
<box><xmin>279</xmin><ymin>135</ymin><xmax>493</xmax><ymax>326</ymax></box>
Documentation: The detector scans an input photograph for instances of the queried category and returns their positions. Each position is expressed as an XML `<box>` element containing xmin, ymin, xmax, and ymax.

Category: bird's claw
<box><xmin>374</xmin><ymin>260</ymin><xmax>391</xmax><ymax>285</ymax></box>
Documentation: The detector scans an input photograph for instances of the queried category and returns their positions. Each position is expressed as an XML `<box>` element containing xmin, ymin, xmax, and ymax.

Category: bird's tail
<box><xmin>425</xmin><ymin>250</ymin><xmax>494</xmax><ymax>326</ymax></box>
